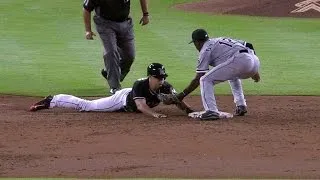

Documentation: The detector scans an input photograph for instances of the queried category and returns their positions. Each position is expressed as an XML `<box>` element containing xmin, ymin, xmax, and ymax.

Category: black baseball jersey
<box><xmin>83</xmin><ymin>0</ymin><xmax>130</xmax><ymax>22</ymax></box>
<box><xmin>125</xmin><ymin>78</ymin><xmax>175</xmax><ymax>112</ymax></box>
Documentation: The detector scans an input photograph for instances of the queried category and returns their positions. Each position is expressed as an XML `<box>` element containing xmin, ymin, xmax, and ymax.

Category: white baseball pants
<box><xmin>49</xmin><ymin>88</ymin><xmax>132</xmax><ymax>112</ymax></box>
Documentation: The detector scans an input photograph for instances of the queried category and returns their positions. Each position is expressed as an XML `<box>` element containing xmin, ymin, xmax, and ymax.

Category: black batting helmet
<box><xmin>147</xmin><ymin>63</ymin><xmax>168</xmax><ymax>79</ymax></box>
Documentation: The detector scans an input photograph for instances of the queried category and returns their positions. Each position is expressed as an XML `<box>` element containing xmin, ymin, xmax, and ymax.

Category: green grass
<box><xmin>0</xmin><ymin>0</ymin><xmax>319</xmax><ymax>96</ymax></box>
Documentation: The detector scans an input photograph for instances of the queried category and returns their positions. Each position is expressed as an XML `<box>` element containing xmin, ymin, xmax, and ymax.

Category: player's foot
<box><xmin>101</xmin><ymin>69</ymin><xmax>108</xmax><ymax>80</ymax></box>
<box><xmin>29</xmin><ymin>95</ymin><xmax>53</xmax><ymax>111</ymax></box>
<box><xmin>234</xmin><ymin>105</ymin><xmax>247</xmax><ymax>116</ymax></box>
<box><xmin>102</xmin><ymin>69</ymin><xmax>122</xmax><ymax>94</ymax></box>
<box><xmin>109</xmin><ymin>88</ymin><xmax>121</xmax><ymax>95</ymax></box>
<box><xmin>199</xmin><ymin>110</ymin><xmax>220</xmax><ymax>121</ymax></box>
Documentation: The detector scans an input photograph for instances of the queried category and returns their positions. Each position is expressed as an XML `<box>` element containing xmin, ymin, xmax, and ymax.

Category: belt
<box><xmin>112</xmin><ymin>17</ymin><xmax>130</xmax><ymax>22</ymax></box>
<box><xmin>103</xmin><ymin>17</ymin><xmax>130</xmax><ymax>22</ymax></box>
<box><xmin>239</xmin><ymin>49</ymin><xmax>249</xmax><ymax>53</ymax></box>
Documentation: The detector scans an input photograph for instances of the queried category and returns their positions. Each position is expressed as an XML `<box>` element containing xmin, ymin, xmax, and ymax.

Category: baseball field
<box><xmin>0</xmin><ymin>0</ymin><xmax>320</xmax><ymax>179</ymax></box>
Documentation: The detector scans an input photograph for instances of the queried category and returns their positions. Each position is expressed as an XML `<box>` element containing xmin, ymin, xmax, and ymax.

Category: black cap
<box><xmin>147</xmin><ymin>63</ymin><xmax>168</xmax><ymax>79</ymax></box>
<box><xmin>189</xmin><ymin>29</ymin><xmax>209</xmax><ymax>44</ymax></box>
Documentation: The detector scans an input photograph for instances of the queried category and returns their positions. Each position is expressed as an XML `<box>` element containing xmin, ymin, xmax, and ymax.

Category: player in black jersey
<box><xmin>30</xmin><ymin>63</ymin><xmax>193</xmax><ymax>118</ymax></box>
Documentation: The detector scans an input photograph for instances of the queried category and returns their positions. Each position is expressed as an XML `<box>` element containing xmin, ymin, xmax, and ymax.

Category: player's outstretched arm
<box><xmin>135</xmin><ymin>98</ymin><xmax>167</xmax><ymax>118</ymax></box>
<box><xmin>177</xmin><ymin>72</ymin><xmax>204</xmax><ymax>101</ymax></box>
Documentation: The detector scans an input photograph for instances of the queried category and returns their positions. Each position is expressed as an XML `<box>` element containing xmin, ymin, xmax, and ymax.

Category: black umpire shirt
<box><xmin>83</xmin><ymin>0</ymin><xmax>130</xmax><ymax>22</ymax></box>
<box><xmin>125</xmin><ymin>78</ymin><xmax>176</xmax><ymax>112</ymax></box>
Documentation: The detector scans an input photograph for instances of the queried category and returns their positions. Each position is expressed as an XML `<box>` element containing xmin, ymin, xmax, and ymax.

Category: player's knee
<box><xmin>105</xmin><ymin>49</ymin><xmax>117</xmax><ymax>56</ymax></box>
<box><xmin>103</xmin><ymin>51</ymin><xmax>120</xmax><ymax>63</ymax></box>
<box><xmin>200</xmin><ymin>75</ymin><xmax>210</xmax><ymax>83</ymax></box>
<box><xmin>83</xmin><ymin>100</ymin><xmax>96</xmax><ymax>111</ymax></box>
<box><xmin>103</xmin><ymin>44</ymin><xmax>118</xmax><ymax>55</ymax></box>
<box><xmin>200</xmin><ymin>76</ymin><xmax>216</xmax><ymax>86</ymax></box>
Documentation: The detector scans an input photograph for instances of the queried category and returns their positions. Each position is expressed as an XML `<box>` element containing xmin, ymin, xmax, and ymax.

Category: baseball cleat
<box><xmin>199</xmin><ymin>110</ymin><xmax>220</xmax><ymax>121</ymax></box>
<box><xmin>109</xmin><ymin>88</ymin><xmax>121</xmax><ymax>95</ymax></box>
<box><xmin>234</xmin><ymin>105</ymin><xmax>247</xmax><ymax>116</ymax></box>
<box><xmin>29</xmin><ymin>95</ymin><xmax>53</xmax><ymax>111</ymax></box>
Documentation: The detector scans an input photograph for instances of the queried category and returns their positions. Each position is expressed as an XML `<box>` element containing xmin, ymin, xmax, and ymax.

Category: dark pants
<box><xmin>93</xmin><ymin>15</ymin><xmax>135</xmax><ymax>90</ymax></box>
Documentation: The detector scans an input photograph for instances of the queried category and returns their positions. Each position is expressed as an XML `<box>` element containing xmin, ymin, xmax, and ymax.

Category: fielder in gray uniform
<box><xmin>177</xmin><ymin>29</ymin><xmax>261</xmax><ymax>120</ymax></box>
<box><xmin>83</xmin><ymin>0</ymin><xmax>149</xmax><ymax>94</ymax></box>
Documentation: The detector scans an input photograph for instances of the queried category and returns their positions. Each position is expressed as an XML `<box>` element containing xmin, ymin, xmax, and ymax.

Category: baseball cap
<box><xmin>147</xmin><ymin>63</ymin><xmax>168</xmax><ymax>79</ymax></box>
<box><xmin>189</xmin><ymin>29</ymin><xmax>209</xmax><ymax>44</ymax></box>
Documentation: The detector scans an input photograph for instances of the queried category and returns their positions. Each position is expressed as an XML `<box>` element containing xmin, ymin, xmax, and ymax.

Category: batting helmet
<box><xmin>147</xmin><ymin>63</ymin><xmax>168</xmax><ymax>79</ymax></box>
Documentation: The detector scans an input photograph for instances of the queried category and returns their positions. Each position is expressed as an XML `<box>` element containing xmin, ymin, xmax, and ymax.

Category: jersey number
<box><xmin>219</xmin><ymin>38</ymin><xmax>236</xmax><ymax>47</ymax></box>
<box><xmin>219</xmin><ymin>41</ymin><xmax>232</xmax><ymax>47</ymax></box>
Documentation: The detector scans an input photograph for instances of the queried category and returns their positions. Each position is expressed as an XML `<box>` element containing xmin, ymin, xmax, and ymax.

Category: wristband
<box><xmin>143</xmin><ymin>12</ymin><xmax>149</xmax><ymax>16</ymax></box>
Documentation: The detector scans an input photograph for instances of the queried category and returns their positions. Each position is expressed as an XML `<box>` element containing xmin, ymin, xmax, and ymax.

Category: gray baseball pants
<box><xmin>200</xmin><ymin>50</ymin><xmax>260</xmax><ymax>112</ymax></box>
<box><xmin>93</xmin><ymin>15</ymin><xmax>135</xmax><ymax>90</ymax></box>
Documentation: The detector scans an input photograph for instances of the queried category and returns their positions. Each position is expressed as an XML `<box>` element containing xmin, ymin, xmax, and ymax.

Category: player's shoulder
<box><xmin>199</xmin><ymin>40</ymin><xmax>214</xmax><ymax>56</ymax></box>
<box><xmin>210</xmin><ymin>37</ymin><xmax>223</xmax><ymax>41</ymax></box>
<box><xmin>133</xmin><ymin>77</ymin><xmax>148</xmax><ymax>85</ymax></box>
<box><xmin>134</xmin><ymin>77</ymin><xmax>148</xmax><ymax>84</ymax></box>
<box><xmin>136</xmin><ymin>77</ymin><xmax>148</xmax><ymax>82</ymax></box>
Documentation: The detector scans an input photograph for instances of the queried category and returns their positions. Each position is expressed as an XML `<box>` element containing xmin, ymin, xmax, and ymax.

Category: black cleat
<box><xmin>29</xmin><ymin>95</ymin><xmax>53</xmax><ymax>111</ymax></box>
<box><xmin>199</xmin><ymin>110</ymin><xmax>220</xmax><ymax>121</ymax></box>
<box><xmin>234</xmin><ymin>105</ymin><xmax>247</xmax><ymax>116</ymax></box>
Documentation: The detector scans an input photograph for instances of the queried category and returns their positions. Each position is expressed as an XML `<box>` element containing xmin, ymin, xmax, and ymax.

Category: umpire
<box><xmin>83</xmin><ymin>0</ymin><xmax>150</xmax><ymax>94</ymax></box>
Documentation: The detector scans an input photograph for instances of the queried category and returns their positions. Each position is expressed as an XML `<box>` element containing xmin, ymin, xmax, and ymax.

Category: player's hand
<box><xmin>185</xmin><ymin>107</ymin><xmax>194</xmax><ymax>114</ymax></box>
<box><xmin>153</xmin><ymin>113</ymin><xmax>167</xmax><ymax>118</ymax></box>
<box><xmin>251</xmin><ymin>73</ymin><xmax>260</xmax><ymax>82</ymax></box>
<box><xmin>85</xmin><ymin>31</ymin><xmax>96</xmax><ymax>40</ymax></box>
<box><xmin>139</xmin><ymin>15</ymin><xmax>149</xmax><ymax>26</ymax></box>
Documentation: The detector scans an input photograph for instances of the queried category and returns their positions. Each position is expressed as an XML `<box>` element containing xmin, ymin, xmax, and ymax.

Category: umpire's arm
<box><xmin>83</xmin><ymin>0</ymin><xmax>96</xmax><ymax>40</ymax></box>
<box><xmin>83</xmin><ymin>9</ymin><xmax>91</xmax><ymax>32</ymax></box>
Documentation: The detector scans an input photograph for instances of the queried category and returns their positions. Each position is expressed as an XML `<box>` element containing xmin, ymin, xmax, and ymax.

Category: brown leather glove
<box><xmin>158</xmin><ymin>93</ymin><xmax>180</xmax><ymax>105</ymax></box>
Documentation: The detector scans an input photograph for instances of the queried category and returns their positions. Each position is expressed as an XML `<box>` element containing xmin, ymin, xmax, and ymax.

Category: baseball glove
<box><xmin>158</xmin><ymin>93</ymin><xmax>180</xmax><ymax>105</ymax></box>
